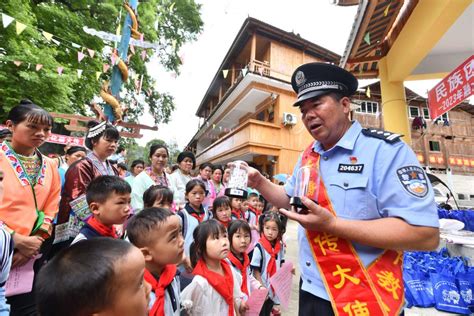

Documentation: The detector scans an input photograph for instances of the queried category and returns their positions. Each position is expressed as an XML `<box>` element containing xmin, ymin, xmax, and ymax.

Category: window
<box><xmin>470</xmin><ymin>195</ymin><xmax>474</xmax><ymax>200</ymax></box>
<box><xmin>422</xmin><ymin>108</ymin><xmax>430</xmax><ymax>120</ymax></box>
<box><xmin>409</xmin><ymin>106</ymin><xmax>420</xmax><ymax>118</ymax></box>
<box><xmin>355</xmin><ymin>101</ymin><xmax>378</xmax><ymax>114</ymax></box>
<box><xmin>256</xmin><ymin>111</ymin><xmax>265</xmax><ymax>121</ymax></box>
<box><xmin>429</xmin><ymin>141</ymin><xmax>440</xmax><ymax>152</ymax></box>
<box><xmin>458</xmin><ymin>193</ymin><xmax>467</xmax><ymax>200</ymax></box>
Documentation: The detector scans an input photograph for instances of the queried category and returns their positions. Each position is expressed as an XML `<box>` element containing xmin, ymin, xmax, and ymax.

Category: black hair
<box><xmin>35</xmin><ymin>238</ymin><xmax>134</xmax><ymax>316</ymax></box>
<box><xmin>7</xmin><ymin>99</ymin><xmax>53</xmax><ymax>127</ymax></box>
<box><xmin>212</xmin><ymin>196</ymin><xmax>231</xmax><ymax>218</ymax></box>
<box><xmin>228</xmin><ymin>220</ymin><xmax>252</xmax><ymax>251</ymax></box>
<box><xmin>259</xmin><ymin>212</ymin><xmax>285</xmax><ymax>238</ymax></box>
<box><xmin>189</xmin><ymin>219</ymin><xmax>226</xmax><ymax>267</ymax></box>
<box><xmin>199</xmin><ymin>162</ymin><xmax>213</xmax><ymax>170</ymax></box>
<box><xmin>131</xmin><ymin>159</ymin><xmax>145</xmax><ymax>169</ymax></box>
<box><xmin>143</xmin><ymin>185</ymin><xmax>174</xmax><ymax>208</ymax></box>
<box><xmin>212</xmin><ymin>165</ymin><xmax>223</xmax><ymax>173</ymax></box>
<box><xmin>149</xmin><ymin>143</ymin><xmax>169</xmax><ymax>158</ymax></box>
<box><xmin>84</xmin><ymin>120</ymin><xmax>120</xmax><ymax>150</ymax></box>
<box><xmin>185</xmin><ymin>179</ymin><xmax>207</xmax><ymax>196</ymax></box>
<box><xmin>127</xmin><ymin>207</ymin><xmax>174</xmax><ymax>247</ymax></box>
<box><xmin>86</xmin><ymin>175</ymin><xmax>131</xmax><ymax>205</ymax></box>
<box><xmin>177</xmin><ymin>151</ymin><xmax>196</xmax><ymax>169</ymax></box>
<box><xmin>248</xmin><ymin>192</ymin><xmax>259</xmax><ymax>199</ymax></box>
<box><xmin>66</xmin><ymin>146</ymin><xmax>86</xmax><ymax>156</ymax></box>
<box><xmin>117</xmin><ymin>163</ymin><xmax>128</xmax><ymax>171</ymax></box>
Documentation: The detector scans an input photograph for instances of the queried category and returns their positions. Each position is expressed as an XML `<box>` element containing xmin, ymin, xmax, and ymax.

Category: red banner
<box><xmin>0</xmin><ymin>125</ymin><xmax>84</xmax><ymax>146</ymax></box>
<box><xmin>428</xmin><ymin>55</ymin><xmax>474</xmax><ymax>119</ymax></box>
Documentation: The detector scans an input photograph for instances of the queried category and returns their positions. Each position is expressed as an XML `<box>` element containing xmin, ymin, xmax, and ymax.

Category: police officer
<box><xmin>243</xmin><ymin>62</ymin><xmax>439</xmax><ymax>315</ymax></box>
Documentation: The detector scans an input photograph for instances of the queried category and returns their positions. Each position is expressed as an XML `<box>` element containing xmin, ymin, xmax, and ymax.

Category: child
<box><xmin>35</xmin><ymin>238</ymin><xmax>151</xmax><ymax>316</ymax></box>
<box><xmin>0</xmin><ymin>223</ymin><xmax>13</xmax><ymax>315</ymax></box>
<box><xmin>127</xmin><ymin>207</ymin><xmax>184</xmax><ymax>316</ymax></box>
<box><xmin>181</xmin><ymin>220</ymin><xmax>246</xmax><ymax>315</ymax></box>
<box><xmin>212</xmin><ymin>196</ymin><xmax>232</xmax><ymax>228</ymax></box>
<box><xmin>143</xmin><ymin>185</ymin><xmax>174</xmax><ymax>210</ymax></box>
<box><xmin>245</xmin><ymin>190</ymin><xmax>260</xmax><ymax>230</ymax></box>
<box><xmin>71</xmin><ymin>175</ymin><xmax>131</xmax><ymax>244</ymax></box>
<box><xmin>251</xmin><ymin>212</ymin><xmax>285</xmax><ymax>316</ymax></box>
<box><xmin>230</xmin><ymin>197</ymin><xmax>244</xmax><ymax>220</ymax></box>
<box><xmin>227</xmin><ymin>220</ymin><xmax>262</xmax><ymax>302</ymax></box>
<box><xmin>177</xmin><ymin>179</ymin><xmax>210</xmax><ymax>274</ymax></box>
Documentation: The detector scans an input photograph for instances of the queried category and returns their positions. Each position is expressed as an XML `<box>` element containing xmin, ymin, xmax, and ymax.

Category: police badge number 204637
<box><xmin>396</xmin><ymin>166</ymin><xmax>429</xmax><ymax>198</ymax></box>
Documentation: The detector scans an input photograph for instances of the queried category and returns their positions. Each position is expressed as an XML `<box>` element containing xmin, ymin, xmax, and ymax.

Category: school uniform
<box><xmin>231</xmin><ymin>209</ymin><xmax>244</xmax><ymax>221</ymax></box>
<box><xmin>245</xmin><ymin>207</ymin><xmax>258</xmax><ymax>227</ymax></box>
<box><xmin>227</xmin><ymin>252</ymin><xmax>262</xmax><ymax>302</ymax></box>
<box><xmin>250</xmin><ymin>237</ymin><xmax>285</xmax><ymax>315</ymax></box>
<box><xmin>177</xmin><ymin>204</ymin><xmax>210</xmax><ymax>259</ymax></box>
<box><xmin>71</xmin><ymin>217</ymin><xmax>118</xmax><ymax>245</ymax></box>
<box><xmin>145</xmin><ymin>265</ymin><xmax>181</xmax><ymax>316</ymax></box>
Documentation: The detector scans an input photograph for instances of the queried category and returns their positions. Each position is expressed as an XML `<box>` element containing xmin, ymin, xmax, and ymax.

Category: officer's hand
<box><xmin>227</xmin><ymin>161</ymin><xmax>265</xmax><ymax>189</ymax></box>
<box><xmin>279</xmin><ymin>196</ymin><xmax>336</xmax><ymax>233</ymax></box>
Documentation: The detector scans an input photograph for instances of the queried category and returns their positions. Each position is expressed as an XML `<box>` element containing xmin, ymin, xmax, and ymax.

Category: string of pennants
<box><xmin>0</xmin><ymin>12</ymin><xmax>150</xmax><ymax>81</ymax></box>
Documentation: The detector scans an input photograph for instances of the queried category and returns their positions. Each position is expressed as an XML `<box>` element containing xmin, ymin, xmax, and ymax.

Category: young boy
<box><xmin>35</xmin><ymin>238</ymin><xmax>151</xmax><ymax>316</ymax></box>
<box><xmin>72</xmin><ymin>175</ymin><xmax>131</xmax><ymax>244</ymax></box>
<box><xmin>245</xmin><ymin>190</ymin><xmax>260</xmax><ymax>230</ymax></box>
<box><xmin>127</xmin><ymin>207</ymin><xmax>184</xmax><ymax>316</ymax></box>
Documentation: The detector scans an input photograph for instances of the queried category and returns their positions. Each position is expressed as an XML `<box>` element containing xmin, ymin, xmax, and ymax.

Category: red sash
<box><xmin>301</xmin><ymin>145</ymin><xmax>403</xmax><ymax>316</ymax></box>
<box><xmin>193</xmin><ymin>259</ymin><xmax>234</xmax><ymax>316</ymax></box>
<box><xmin>86</xmin><ymin>216</ymin><xmax>117</xmax><ymax>238</ymax></box>
<box><xmin>144</xmin><ymin>265</ymin><xmax>177</xmax><ymax>316</ymax></box>
<box><xmin>228</xmin><ymin>251</ymin><xmax>250</xmax><ymax>295</ymax></box>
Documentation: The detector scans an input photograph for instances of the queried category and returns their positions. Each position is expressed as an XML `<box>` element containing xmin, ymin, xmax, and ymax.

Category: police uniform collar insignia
<box><xmin>361</xmin><ymin>128</ymin><xmax>402</xmax><ymax>144</ymax></box>
<box><xmin>397</xmin><ymin>166</ymin><xmax>429</xmax><ymax>198</ymax></box>
<box><xmin>295</xmin><ymin>70</ymin><xmax>306</xmax><ymax>87</ymax></box>
<box><xmin>349</xmin><ymin>156</ymin><xmax>357</xmax><ymax>164</ymax></box>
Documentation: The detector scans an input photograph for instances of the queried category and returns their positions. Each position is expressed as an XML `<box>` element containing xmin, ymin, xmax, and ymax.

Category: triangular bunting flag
<box><xmin>1</xmin><ymin>13</ymin><xmax>14</xmax><ymax>28</ymax></box>
<box><xmin>212</xmin><ymin>124</ymin><xmax>216</xmax><ymax>129</ymax></box>
<box><xmin>384</xmin><ymin>4</ymin><xmax>391</xmax><ymax>17</ymax></box>
<box><xmin>78</xmin><ymin>52</ymin><xmax>85</xmax><ymax>63</ymax></box>
<box><xmin>366</xmin><ymin>86</ymin><xmax>371</xmax><ymax>98</ymax></box>
<box><xmin>96</xmin><ymin>72</ymin><xmax>101</xmax><ymax>80</ymax></box>
<box><xmin>51</xmin><ymin>38</ymin><xmax>60</xmax><ymax>46</ymax></box>
<box><xmin>36</xmin><ymin>64</ymin><xmax>43</xmax><ymax>71</ymax></box>
<box><xmin>13</xmin><ymin>61</ymin><xmax>22</xmax><ymax>67</ymax></box>
<box><xmin>77</xmin><ymin>69</ymin><xmax>83</xmax><ymax>78</ymax></box>
<box><xmin>129</xmin><ymin>44</ymin><xmax>135</xmax><ymax>55</ymax></box>
<box><xmin>87</xmin><ymin>49</ymin><xmax>95</xmax><ymax>58</ymax></box>
<box><xmin>141</xmin><ymin>50</ymin><xmax>147</xmax><ymax>61</ymax></box>
<box><xmin>103</xmin><ymin>64</ymin><xmax>110</xmax><ymax>73</ymax></box>
<box><xmin>222</xmin><ymin>69</ymin><xmax>228</xmax><ymax>78</ymax></box>
<box><xmin>42</xmin><ymin>31</ymin><xmax>53</xmax><ymax>41</ymax></box>
<box><xmin>242</xmin><ymin>68</ymin><xmax>248</xmax><ymax>76</ymax></box>
<box><xmin>363</xmin><ymin>32</ymin><xmax>371</xmax><ymax>45</ymax></box>
<box><xmin>16</xmin><ymin>21</ymin><xmax>27</xmax><ymax>35</ymax></box>
<box><xmin>57</xmin><ymin>66</ymin><xmax>64</xmax><ymax>75</ymax></box>
<box><xmin>140</xmin><ymin>33</ymin><xmax>144</xmax><ymax>41</ymax></box>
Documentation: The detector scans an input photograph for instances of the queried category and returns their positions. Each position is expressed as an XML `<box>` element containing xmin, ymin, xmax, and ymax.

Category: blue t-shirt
<box><xmin>284</xmin><ymin>121</ymin><xmax>439</xmax><ymax>301</ymax></box>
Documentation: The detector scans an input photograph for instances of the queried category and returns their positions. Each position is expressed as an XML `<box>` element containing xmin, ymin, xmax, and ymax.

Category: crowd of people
<box><xmin>0</xmin><ymin>62</ymin><xmax>441</xmax><ymax>316</ymax></box>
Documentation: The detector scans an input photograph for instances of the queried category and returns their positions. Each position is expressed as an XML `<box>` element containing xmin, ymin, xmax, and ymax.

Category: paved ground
<box><xmin>281</xmin><ymin>220</ymin><xmax>300</xmax><ymax>316</ymax></box>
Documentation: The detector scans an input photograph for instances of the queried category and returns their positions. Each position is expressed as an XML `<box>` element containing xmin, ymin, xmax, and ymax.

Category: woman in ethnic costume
<box><xmin>53</xmin><ymin>120</ymin><xmax>119</xmax><ymax>249</ymax></box>
<box><xmin>131</xmin><ymin>143</ymin><xmax>169</xmax><ymax>211</ymax></box>
<box><xmin>0</xmin><ymin>100</ymin><xmax>61</xmax><ymax>315</ymax></box>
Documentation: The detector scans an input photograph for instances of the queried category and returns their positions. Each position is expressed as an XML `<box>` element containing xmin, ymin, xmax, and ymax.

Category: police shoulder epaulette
<box><xmin>361</xmin><ymin>128</ymin><xmax>402</xmax><ymax>144</ymax></box>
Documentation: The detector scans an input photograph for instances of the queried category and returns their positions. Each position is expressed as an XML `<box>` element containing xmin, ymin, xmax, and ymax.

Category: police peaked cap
<box><xmin>291</xmin><ymin>62</ymin><xmax>358</xmax><ymax>106</ymax></box>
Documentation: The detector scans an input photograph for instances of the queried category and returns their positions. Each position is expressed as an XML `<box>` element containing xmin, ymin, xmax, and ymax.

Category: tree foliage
<box><xmin>0</xmin><ymin>0</ymin><xmax>203</xmax><ymax>124</ymax></box>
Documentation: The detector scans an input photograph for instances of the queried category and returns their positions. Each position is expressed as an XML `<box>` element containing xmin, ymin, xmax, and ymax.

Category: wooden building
<box><xmin>186</xmin><ymin>17</ymin><xmax>340</xmax><ymax>176</ymax></box>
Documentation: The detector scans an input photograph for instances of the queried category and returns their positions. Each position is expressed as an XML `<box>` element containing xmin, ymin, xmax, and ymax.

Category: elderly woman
<box><xmin>131</xmin><ymin>144</ymin><xmax>169</xmax><ymax>210</ymax></box>
<box><xmin>168</xmin><ymin>151</ymin><xmax>195</xmax><ymax>208</ymax></box>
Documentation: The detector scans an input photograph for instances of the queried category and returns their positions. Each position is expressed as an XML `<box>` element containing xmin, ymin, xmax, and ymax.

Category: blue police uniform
<box><xmin>284</xmin><ymin>120</ymin><xmax>439</xmax><ymax>302</ymax></box>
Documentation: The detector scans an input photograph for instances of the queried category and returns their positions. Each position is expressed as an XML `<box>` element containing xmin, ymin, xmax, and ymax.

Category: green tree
<box><xmin>0</xmin><ymin>0</ymin><xmax>203</xmax><ymax>124</ymax></box>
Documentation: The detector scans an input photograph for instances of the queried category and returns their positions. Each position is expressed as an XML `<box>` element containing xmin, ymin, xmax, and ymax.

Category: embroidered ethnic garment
<box><xmin>301</xmin><ymin>145</ymin><xmax>403</xmax><ymax>316</ymax></box>
<box><xmin>144</xmin><ymin>265</ymin><xmax>177</xmax><ymax>316</ymax></box>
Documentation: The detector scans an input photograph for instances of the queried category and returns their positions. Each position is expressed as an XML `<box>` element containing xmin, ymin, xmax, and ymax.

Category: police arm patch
<box><xmin>396</xmin><ymin>166</ymin><xmax>429</xmax><ymax>198</ymax></box>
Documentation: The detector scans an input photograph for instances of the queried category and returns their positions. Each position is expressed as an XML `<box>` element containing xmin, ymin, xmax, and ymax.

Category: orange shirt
<box><xmin>0</xmin><ymin>143</ymin><xmax>60</xmax><ymax>237</ymax></box>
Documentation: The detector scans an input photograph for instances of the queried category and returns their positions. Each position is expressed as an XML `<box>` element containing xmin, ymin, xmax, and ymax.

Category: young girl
<box><xmin>251</xmin><ymin>212</ymin><xmax>285</xmax><ymax>316</ymax></box>
<box><xmin>177</xmin><ymin>180</ymin><xmax>210</xmax><ymax>275</ymax></box>
<box><xmin>143</xmin><ymin>185</ymin><xmax>174</xmax><ymax>210</ymax></box>
<box><xmin>227</xmin><ymin>220</ymin><xmax>262</xmax><ymax>302</ymax></box>
<box><xmin>181</xmin><ymin>220</ymin><xmax>245</xmax><ymax>316</ymax></box>
<box><xmin>212</xmin><ymin>196</ymin><xmax>232</xmax><ymax>228</ymax></box>
<box><xmin>230</xmin><ymin>197</ymin><xmax>243</xmax><ymax>220</ymax></box>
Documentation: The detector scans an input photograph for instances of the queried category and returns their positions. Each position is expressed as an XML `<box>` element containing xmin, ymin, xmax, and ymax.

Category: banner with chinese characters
<box><xmin>428</xmin><ymin>55</ymin><xmax>473</xmax><ymax>120</ymax></box>
<box><xmin>0</xmin><ymin>125</ymin><xmax>84</xmax><ymax>146</ymax></box>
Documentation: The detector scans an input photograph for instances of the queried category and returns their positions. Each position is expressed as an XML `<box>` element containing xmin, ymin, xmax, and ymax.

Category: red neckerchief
<box><xmin>86</xmin><ymin>216</ymin><xmax>117</xmax><ymax>238</ymax></box>
<box><xmin>246</xmin><ymin>206</ymin><xmax>257</xmax><ymax>222</ymax></box>
<box><xmin>231</xmin><ymin>209</ymin><xmax>242</xmax><ymax>219</ymax></box>
<box><xmin>193</xmin><ymin>259</ymin><xmax>234</xmax><ymax>316</ymax></box>
<box><xmin>218</xmin><ymin>219</ymin><xmax>229</xmax><ymax>228</ymax></box>
<box><xmin>258</xmin><ymin>235</ymin><xmax>281</xmax><ymax>277</ymax></box>
<box><xmin>228</xmin><ymin>251</ymin><xmax>250</xmax><ymax>295</ymax></box>
<box><xmin>144</xmin><ymin>265</ymin><xmax>177</xmax><ymax>316</ymax></box>
<box><xmin>185</xmin><ymin>203</ymin><xmax>206</xmax><ymax>223</ymax></box>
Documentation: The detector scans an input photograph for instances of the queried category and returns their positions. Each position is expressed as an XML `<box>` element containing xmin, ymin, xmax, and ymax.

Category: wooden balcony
<box><xmin>196</xmin><ymin>119</ymin><xmax>282</xmax><ymax>164</ymax></box>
